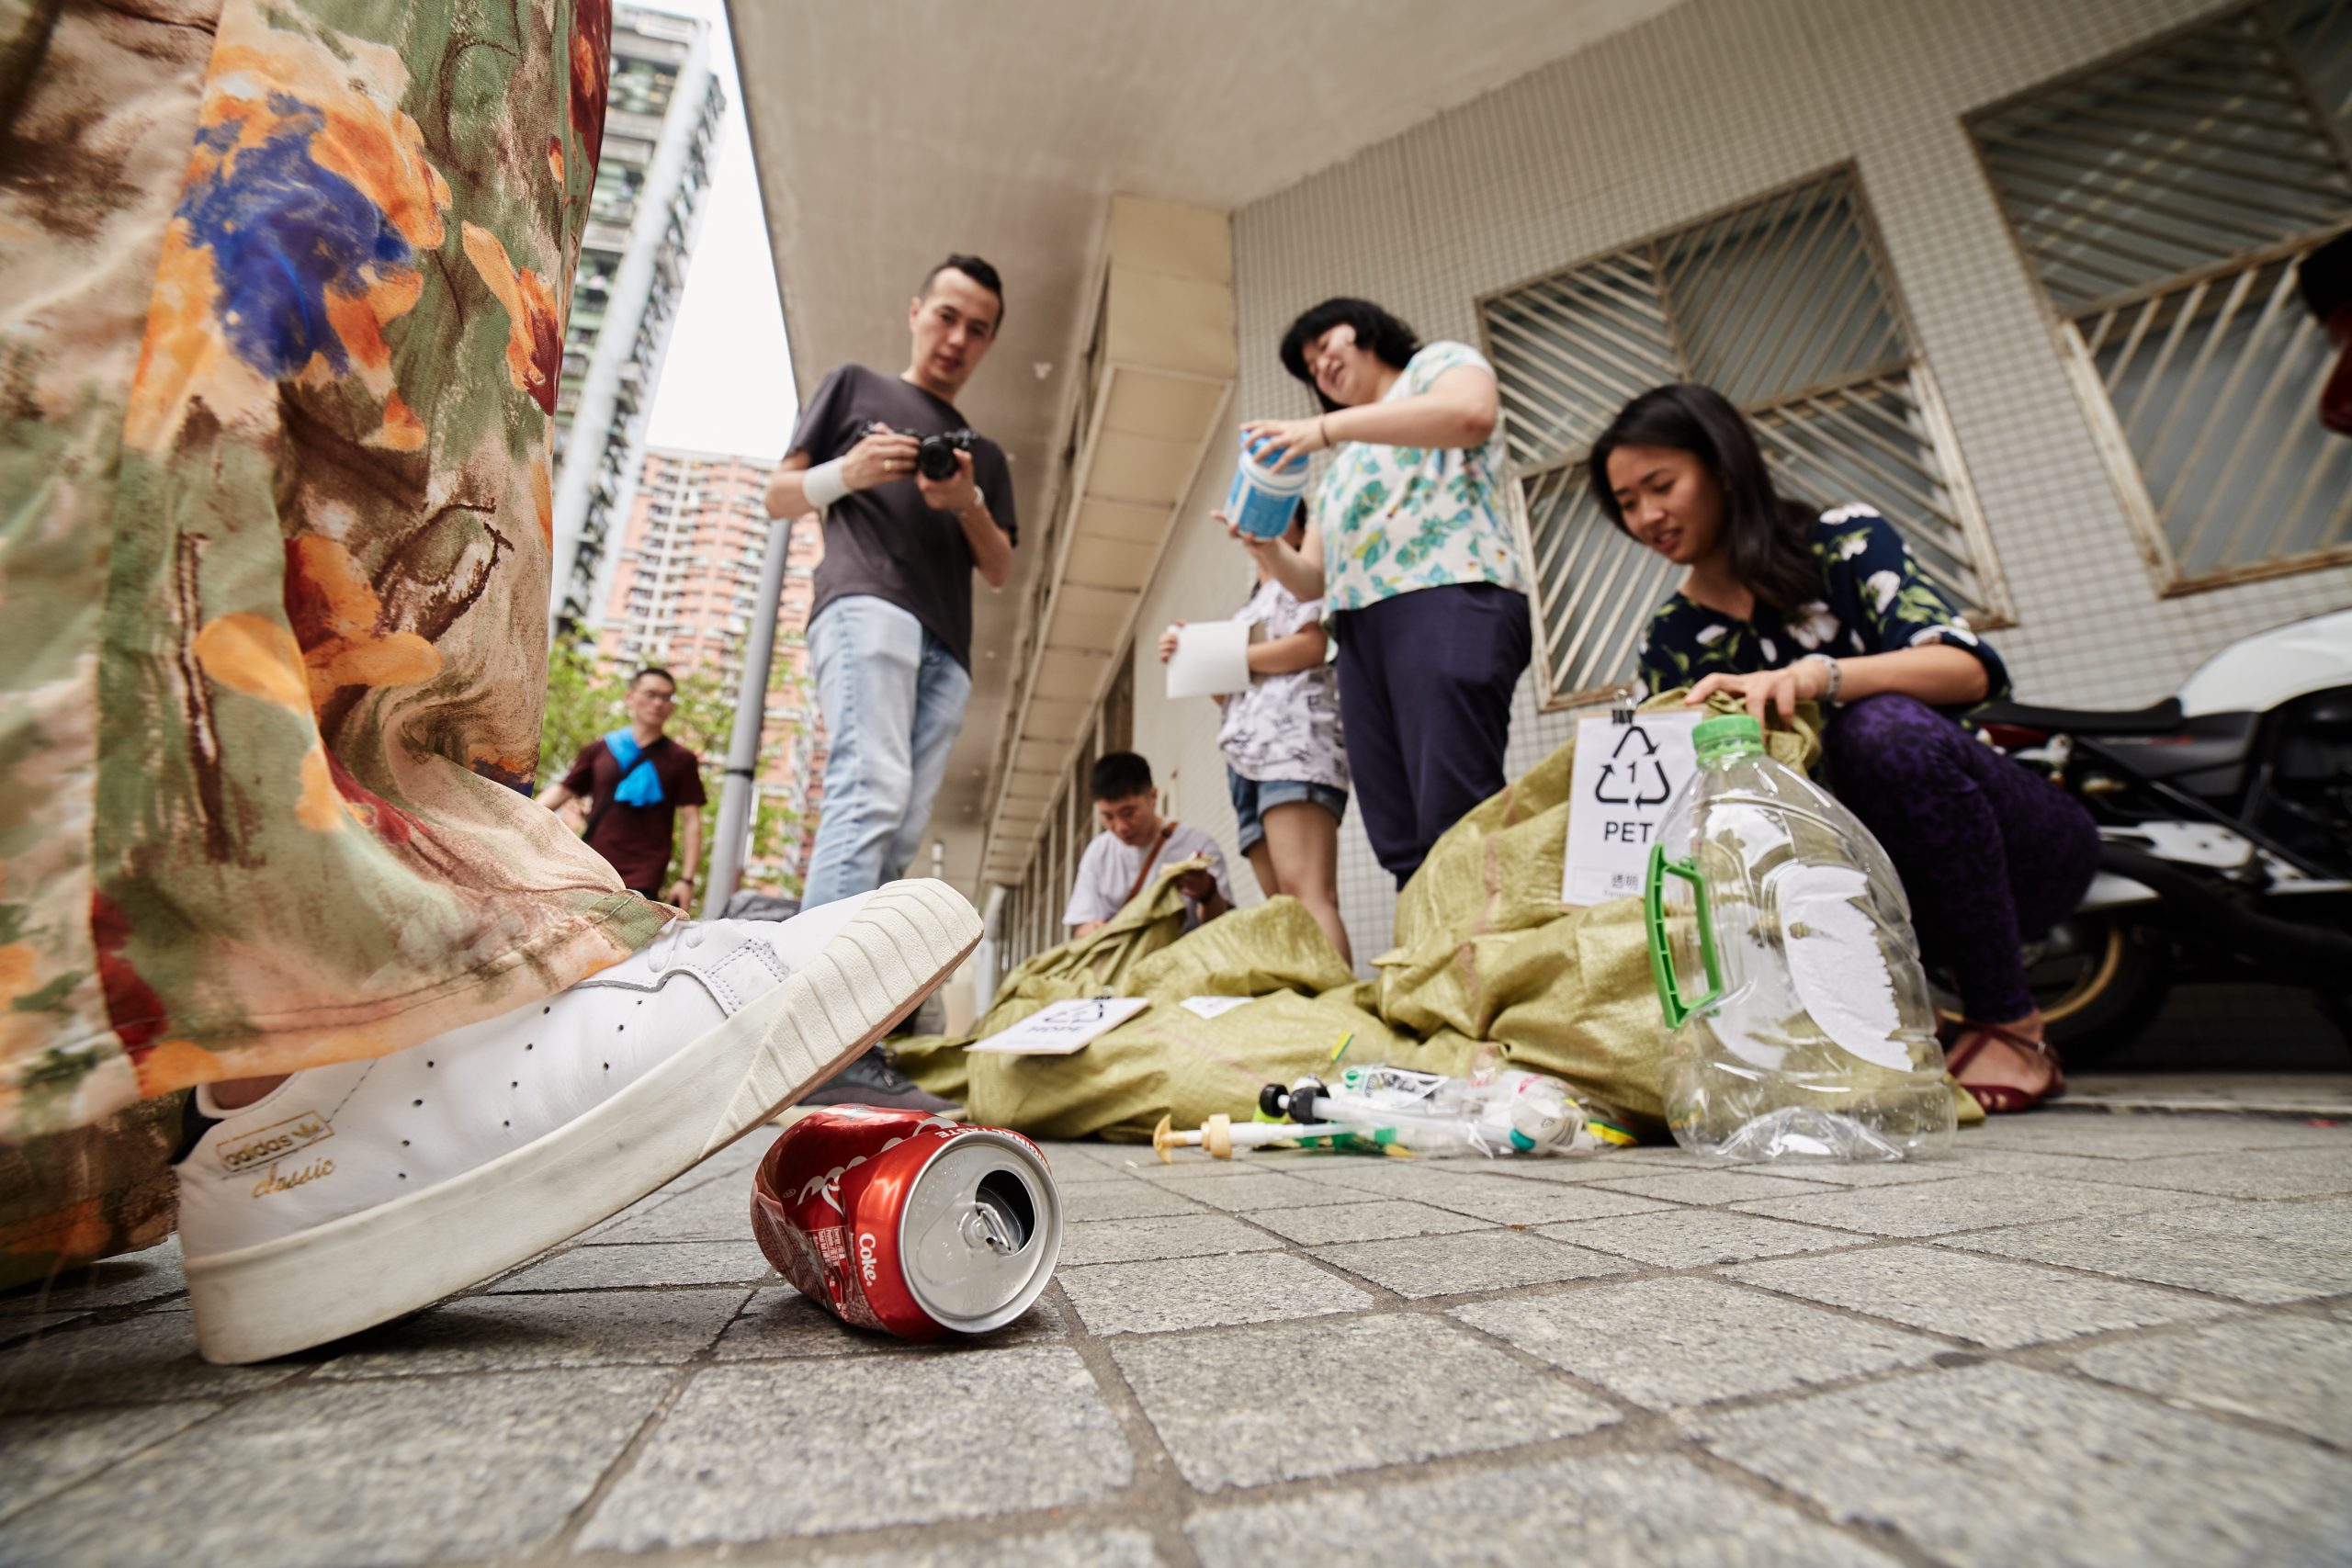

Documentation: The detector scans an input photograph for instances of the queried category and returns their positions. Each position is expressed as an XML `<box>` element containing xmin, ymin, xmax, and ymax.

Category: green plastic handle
<box><xmin>1645</xmin><ymin>843</ymin><xmax>1724</xmax><ymax>1030</ymax></box>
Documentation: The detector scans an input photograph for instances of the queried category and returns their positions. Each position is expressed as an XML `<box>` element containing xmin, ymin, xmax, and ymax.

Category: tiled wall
<box><xmin>1114</xmin><ymin>0</ymin><xmax>2352</xmax><ymax>977</ymax></box>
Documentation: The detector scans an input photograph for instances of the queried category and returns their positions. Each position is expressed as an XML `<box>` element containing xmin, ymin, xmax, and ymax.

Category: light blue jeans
<box><xmin>802</xmin><ymin>595</ymin><xmax>973</xmax><ymax>909</ymax></box>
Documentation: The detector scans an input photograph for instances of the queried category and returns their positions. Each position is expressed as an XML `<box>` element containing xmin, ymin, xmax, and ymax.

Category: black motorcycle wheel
<box><xmin>2039</xmin><ymin>917</ymin><xmax>2173</xmax><ymax>1063</ymax></box>
<box><xmin>1937</xmin><ymin>914</ymin><xmax>2171</xmax><ymax>1065</ymax></box>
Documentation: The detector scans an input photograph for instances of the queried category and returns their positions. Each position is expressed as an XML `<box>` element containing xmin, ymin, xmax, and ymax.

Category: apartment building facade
<box><xmin>548</xmin><ymin>6</ymin><xmax>727</xmax><ymax>632</ymax></box>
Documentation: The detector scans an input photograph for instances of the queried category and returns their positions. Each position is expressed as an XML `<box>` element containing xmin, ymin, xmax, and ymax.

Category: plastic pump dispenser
<box><xmin>1644</xmin><ymin>714</ymin><xmax>1955</xmax><ymax>1162</ymax></box>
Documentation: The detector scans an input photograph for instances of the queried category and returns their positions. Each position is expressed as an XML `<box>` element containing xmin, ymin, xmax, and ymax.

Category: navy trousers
<box><xmin>1332</xmin><ymin>582</ymin><xmax>1532</xmax><ymax>886</ymax></box>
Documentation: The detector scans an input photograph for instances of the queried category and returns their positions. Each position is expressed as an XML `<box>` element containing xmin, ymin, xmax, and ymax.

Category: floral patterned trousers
<box><xmin>0</xmin><ymin>0</ymin><xmax>667</xmax><ymax>1287</ymax></box>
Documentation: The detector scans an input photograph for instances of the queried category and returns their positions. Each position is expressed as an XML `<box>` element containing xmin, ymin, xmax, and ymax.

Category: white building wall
<box><xmin>1124</xmin><ymin>0</ymin><xmax>2352</xmax><ymax>975</ymax></box>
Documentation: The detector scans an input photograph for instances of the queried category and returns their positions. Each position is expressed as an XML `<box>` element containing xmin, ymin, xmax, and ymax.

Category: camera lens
<box><xmin>917</xmin><ymin>436</ymin><xmax>957</xmax><ymax>481</ymax></box>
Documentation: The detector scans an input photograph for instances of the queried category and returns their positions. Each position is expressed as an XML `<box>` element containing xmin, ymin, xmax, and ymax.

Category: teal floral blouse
<box><xmin>1316</xmin><ymin>341</ymin><xmax>1529</xmax><ymax>614</ymax></box>
<box><xmin>1634</xmin><ymin>506</ymin><xmax>2008</xmax><ymax>710</ymax></box>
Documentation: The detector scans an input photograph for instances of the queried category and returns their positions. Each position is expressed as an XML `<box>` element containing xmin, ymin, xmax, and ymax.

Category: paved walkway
<box><xmin>5</xmin><ymin>1099</ymin><xmax>2350</xmax><ymax>1566</ymax></box>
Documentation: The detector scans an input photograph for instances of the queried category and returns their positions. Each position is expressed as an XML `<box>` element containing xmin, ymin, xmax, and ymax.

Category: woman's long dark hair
<box><xmin>1587</xmin><ymin>383</ymin><xmax>1821</xmax><ymax>614</ymax></box>
<box><xmin>1279</xmin><ymin>298</ymin><xmax>1419</xmax><ymax>413</ymax></box>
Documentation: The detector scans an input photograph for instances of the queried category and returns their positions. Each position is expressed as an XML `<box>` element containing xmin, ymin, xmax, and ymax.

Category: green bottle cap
<box><xmin>1693</xmin><ymin>713</ymin><xmax>1765</xmax><ymax>763</ymax></box>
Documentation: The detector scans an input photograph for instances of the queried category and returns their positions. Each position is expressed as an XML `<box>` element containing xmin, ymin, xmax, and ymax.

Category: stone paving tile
<box><xmin>488</xmin><ymin>1240</ymin><xmax>776</xmax><ymax>1292</ymax></box>
<box><xmin>1450</xmin><ymin>1153</ymin><xmax>1672</xmax><ymax>1184</ymax></box>
<box><xmin>312</xmin><ymin>1287</ymin><xmax>750</xmax><ymax>1377</ymax></box>
<box><xmin>2069</xmin><ymin>1314</ymin><xmax>2352</xmax><ymax>1444</ymax></box>
<box><xmin>2087</xmin><ymin>1146</ymin><xmax>2352</xmax><ymax>1201</ymax></box>
<box><xmin>1963</xmin><ymin>1114</ymin><xmax>2352</xmax><ymax>1158</ymax></box>
<box><xmin>1060</xmin><ymin>1180</ymin><xmax>1209</xmax><ymax>1222</ymax></box>
<box><xmin>1372</xmin><ymin>1172</ymin><xmax>1678</xmax><ymax>1225</ymax></box>
<box><xmin>1059</xmin><ymin>1213</ymin><xmax>1283</xmax><ymax>1267</ymax></box>
<box><xmin>1456</xmin><ymin>1276</ymin><xmax>1942</xmax><ymax>1408</ymax></box>
<box><xmin>1277</xmin><ymin>1159</ymin><xmax>1494</xmax><ymax>1196</ymax></box>
<box><xmin>1039</xmin><ymin>1140</ymin><xmax>1159</xmax><ymax>1173</ymax></box>
<box><xmin>1944</xmin><ymin>1200</ymin><xmax>2352</xmax><ymax>1303</ymax></box>
<box><xmin>0</xmin><ymin>1238</ymin><xmax>186</xmax><ymax>1318</ymax></box>
<box><xmin>1242</xmin><ymin>1199</ymin><xmax>1496</xmax><ymax>1246</ymax></box>
<box><xmin>1727</xmin><ymin>1156</ymin><xmax>1962</xmax><ymax>1187</ymax></box>
<box><xmin>588</xmin><ymin>1174</ymin><xmax>758</xmax><ymax>1243</ymax></box>
<box><xmin>582</xmin><ymin>1348</ymin><xmax>1130</xmax><ymax>1549</ymax></box>
<box><xmin>1733</xmin><ymin>1173</ymin><xmax>2185</xmax><ymax>1237</ymax></box>
<box><xmin>1688</xmin><ymin>1361</ymin><xmax>2352</xmax><ymax>1567</ymax></box>
<box><xmin>1553</xmin><ymin>1210</ymin><xmax>1860</xmax><ymax>1269</ymax></box>
<box><xmin>787</xmin><ymin>1528</ymin><xmax>1169</xmax><ymax>1568</ymax></box>
<box><xmin>1186</xmin><ymin>1451</ymin><xmax>1902</xmax><ymax>1567</ymax></box>
<box><xmin>0</xmin><ymin>1402</ymin><xmax>218</xmax><ymax>1525</ymax></box>
<box><xmin>0</xmin><ymin>1311</ymin><xmax>85</xmax><ymax>1347</ymax></box>
<box><xmin>1725</xmin><ymin>1247</ymin><xmax>2234</xmax><ymax>1349</ymax></box>
<box><xmin>1589</xmin><ymin>1168</ymin><xmax>1841</xmax><ymax>1205</ymax></box>
<box><xmin>1315</xmin><ymin>1229</ymin><xmax>1630</xmax><ymax>1299</ymax></box>
<box><xmin>1058</xmin><ymin>1253</ymin><xmax>1372</xmax><ymax>1335</ymax></box>
<box><xmin>7</xmin><ymin>1368</ymin><xmax>671</xmax><ymax>1567</ymax></box>
<box><xmin>0</xmin><ymin>1312</ymin><xmax>300</xmax><ymax>1414</ymax></box>
<box><xmin>1154</xmin><ymin>1170</ymin><xmax>1371</xmax><ymax>1212</ymax></box>
<box><xmin>1113</xmin><ymin>1314</ymin><xmax>1617</xmax><ymax>1492</ymax></box>
<box><xmin>714</xmin><ymin>1288</ymin><xmax>1065</xmax><ymax>1360</ymax></box>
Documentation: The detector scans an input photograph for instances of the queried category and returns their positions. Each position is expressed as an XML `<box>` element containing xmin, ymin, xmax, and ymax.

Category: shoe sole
<box><xmin>187</xmin><ymin>879</ymin><xmax>981</xmax><ymax>1365</ymax></box>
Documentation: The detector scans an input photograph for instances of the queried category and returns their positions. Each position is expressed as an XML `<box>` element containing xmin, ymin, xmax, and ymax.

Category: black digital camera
<box><xmin>914</xmin><ymin>428</ymin><xmax>976</xmax><ymax>481</ymax></box>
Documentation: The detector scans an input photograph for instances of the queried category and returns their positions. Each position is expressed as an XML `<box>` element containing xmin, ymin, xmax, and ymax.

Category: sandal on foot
<box><xmin>1945</xmin><ymin>1018</ymin><xmax>2065</xmax><ymax>1114</ymax></box>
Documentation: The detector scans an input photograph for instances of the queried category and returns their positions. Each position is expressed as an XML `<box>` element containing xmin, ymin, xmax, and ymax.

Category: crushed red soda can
<box><xmin>751</xmin><ymin>1106</ymin><xmax>1061</xmax><ymax>1340</ymax></box>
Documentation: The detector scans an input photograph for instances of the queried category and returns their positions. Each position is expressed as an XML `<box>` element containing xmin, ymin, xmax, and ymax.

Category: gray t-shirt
<box><xmin>1216</xmin><ymin>579</ymin><xmax>1348</xmax><ymax>789</ymax></box>
<box><xmin>1062</xmin><ymin>822</ymin><xmax>1233</xmax><ymax>930</ymax></box>
<box><xmin>788</xmin><ymin>364</ymin><xmax>1018</xmax><ymax>671</ymax></box>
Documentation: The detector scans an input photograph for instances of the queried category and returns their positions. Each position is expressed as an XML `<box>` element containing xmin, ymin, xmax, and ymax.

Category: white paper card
<box><xmin>1178</xmin><ymin>995</ymin><xmax>1255</xmax><ymax>1020</ymax></box>
<box><xmin>967</xmin><ymin>997</ymin><xmax>1151</xmax><ymax>1055</ymax></box>
<box><xmin>1165</xmin><ymin>620</ymin><xmax>1250</xmax><ymax>699</ymax></box>
<box><xmin>1562</xmin><ymin>712</ymin><xmax>1702</xmax><ymax>905</ymax></box>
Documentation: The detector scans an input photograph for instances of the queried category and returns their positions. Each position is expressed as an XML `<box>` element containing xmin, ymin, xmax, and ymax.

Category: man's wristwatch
<box><xmin>1799</xmin><ymin>652</ymin><xmax>1841</xmax><ymax>705</ymax></box>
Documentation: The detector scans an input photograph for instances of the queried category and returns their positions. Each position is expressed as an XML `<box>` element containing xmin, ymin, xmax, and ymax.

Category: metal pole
<box><xmin>701</xmin><ymin>510</ymin><xmax>794</xmax><ymax>917</ymax></box>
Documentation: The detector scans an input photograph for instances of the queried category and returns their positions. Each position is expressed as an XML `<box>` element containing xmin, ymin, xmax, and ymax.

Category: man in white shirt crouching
<box><xmin>1063</xmin><ymin>751</ymin><xmax>1234</xmax><ymax>938</ymax></box>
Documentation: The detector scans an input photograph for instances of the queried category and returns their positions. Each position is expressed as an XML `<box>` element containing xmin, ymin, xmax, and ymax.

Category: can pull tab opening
<box><xmin>959</xmin><ymin>1170</ymin><xmax>1035</xmax><ymax>1254</ymax></box>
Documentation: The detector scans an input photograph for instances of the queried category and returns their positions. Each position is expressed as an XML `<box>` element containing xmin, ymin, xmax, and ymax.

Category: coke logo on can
<box><xmin>752</xmin><ymin>1106</ymin><xmax>1062</xmax><ymax>1340</ymax></box>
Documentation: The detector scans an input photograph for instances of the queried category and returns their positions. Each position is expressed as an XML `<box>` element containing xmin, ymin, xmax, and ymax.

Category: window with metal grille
<box><xmin>1970</xmin><ymin>0</ymin><xmax>2352</xmax><ymax>592</ymax></box>
<box><xmin>1480</xmin><ymin>167</ymin><xmax>2005</xmax><ymax>709</ymax></box>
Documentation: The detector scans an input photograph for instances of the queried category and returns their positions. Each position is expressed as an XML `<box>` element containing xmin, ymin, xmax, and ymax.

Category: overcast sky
<box><xmin>637</xmin><ymin>0</ymin><xmax>797</xmax><ymax>460</ymax></box>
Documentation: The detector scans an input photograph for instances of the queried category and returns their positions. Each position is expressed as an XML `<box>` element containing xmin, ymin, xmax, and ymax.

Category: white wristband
<box><xmin>801</xmin><ymin>456</ymin><xmax>850</xmax><ymax>512</ymax></box>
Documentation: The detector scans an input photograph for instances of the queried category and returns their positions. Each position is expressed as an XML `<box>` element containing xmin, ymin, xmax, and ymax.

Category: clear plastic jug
<box><xmin>1643</xmin><ymin>714</ymin><xmax>1954</xmax><ymax>1162</ymax></box>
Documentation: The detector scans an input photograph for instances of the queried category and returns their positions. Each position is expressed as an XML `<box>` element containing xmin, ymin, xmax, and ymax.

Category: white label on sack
<box><xmin>1563</xmin><ymin>713</ymin><xmax>1702</xmax><ymax>905</ymax></box>
<box><xmin>967</xmin><ymin>997</ymin><xmax>1152</xmax><ymax>1055</ymax></box>
<box><xmin>1178</xmin><ymin>995</ymin><xmax>1255</xmax><ymax>1020</ymax></box>
<box><xmin>1778</xmin><ymin>863</ymin><xmax>1913</xmax><ymax>1072</ymax></box>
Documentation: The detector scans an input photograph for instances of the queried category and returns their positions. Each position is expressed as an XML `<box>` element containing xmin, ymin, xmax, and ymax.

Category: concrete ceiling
<box><xmin>727</xmin><ymin>0</ymin><xmax>1680</xmax><ymax>898</ymax></box>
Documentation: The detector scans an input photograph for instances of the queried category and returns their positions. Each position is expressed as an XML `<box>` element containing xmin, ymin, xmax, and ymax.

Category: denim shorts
<box><xmin>1227</xmin><ymin>767</ymin><xmax>1349</xmax><ymax>853</ymax></box>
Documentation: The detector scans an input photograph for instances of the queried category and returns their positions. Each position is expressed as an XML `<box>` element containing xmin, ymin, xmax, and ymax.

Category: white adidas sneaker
<box><xmin>176</xmin><ymin>879</ymin><xmax>979</xmax><ymax>1364</ymax></box>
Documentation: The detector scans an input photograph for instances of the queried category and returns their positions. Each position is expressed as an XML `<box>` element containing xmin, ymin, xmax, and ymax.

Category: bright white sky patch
<box><xmin>638</xmin><ymin>0</ymin><xmax>797</xmax><ymax>460</ymax></box>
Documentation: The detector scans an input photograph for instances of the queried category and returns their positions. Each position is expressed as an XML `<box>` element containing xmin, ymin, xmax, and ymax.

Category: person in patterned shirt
<box><xmin>1591</xmin><ymin>383</ymin><xmax>2098</xmax><ymax>1114</ymax></box>
<box><xmin>1228</xmin><ymin>299</ymin><xmax>1532</xmax><ymax>886</ymax></box>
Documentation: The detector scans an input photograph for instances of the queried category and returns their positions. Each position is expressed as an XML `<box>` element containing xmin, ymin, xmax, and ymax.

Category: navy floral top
<box><xmin>1634</xmin><ymin>506</ymin><xmax>2008</xmax><ymax>710</ymax></box>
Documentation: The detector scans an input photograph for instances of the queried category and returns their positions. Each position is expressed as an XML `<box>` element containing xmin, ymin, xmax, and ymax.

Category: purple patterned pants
<box><xmin>1826</xmin><ymin>695</ymin><xmax>2101</xmax><ymax>1021</ymax></box>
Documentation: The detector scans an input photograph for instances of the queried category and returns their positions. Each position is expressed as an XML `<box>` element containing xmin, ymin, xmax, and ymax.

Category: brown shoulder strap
<box><xmin>1119</xmin><ymin>822</ymin><xmax>1178</xmax><ymax>909</ymax></box>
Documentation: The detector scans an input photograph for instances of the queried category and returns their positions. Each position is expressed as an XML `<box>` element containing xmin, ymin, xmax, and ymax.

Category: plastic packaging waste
<box><xmin>1153</xmin><ymin>1061</ymin><xmax>1634</xmax><ymax>1161</ymax></box>
<box><xmin>1644</xmin><ymin>713</ymin><xmax>1955</xmax><ymax>1162</ymax></box>
<box><xmin>1224</xmin><ymin>432</ymin><xmax>1310</xmax><ymax>538</ymax></box>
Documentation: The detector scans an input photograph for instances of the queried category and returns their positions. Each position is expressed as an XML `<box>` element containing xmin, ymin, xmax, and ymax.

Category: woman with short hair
<box><xmin>1236</xmin><ymin>298</ymin><xmax>1532</xmax><ymax>886</ymax></box>
<box><xmin>1590</xmin><ymin>382</ymin><xmax>2098</xmax><ymax>1112</ymax></box>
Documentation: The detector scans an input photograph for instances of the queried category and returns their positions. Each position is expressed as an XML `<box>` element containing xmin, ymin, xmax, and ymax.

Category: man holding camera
<box><xmin>764</xmin><ymin>254</ymin><xmax>1016</xmax><ymax>1109</ymax></box>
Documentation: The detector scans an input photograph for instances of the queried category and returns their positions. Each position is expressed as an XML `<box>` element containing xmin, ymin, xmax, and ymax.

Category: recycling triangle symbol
<box><xmin>1595</xmin><ymin>722</ymin><xmax>1675</xmax><ymax>807</ymax></box>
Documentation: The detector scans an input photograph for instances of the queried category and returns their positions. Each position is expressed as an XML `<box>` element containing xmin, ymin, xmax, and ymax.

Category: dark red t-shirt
<box><xmin>560</xmin><ymin>736</ymin><xmax>707</xmax><ymax>893</ymax></box>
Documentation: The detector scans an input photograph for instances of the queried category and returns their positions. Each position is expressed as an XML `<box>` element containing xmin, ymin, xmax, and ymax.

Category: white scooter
<box><xmin>1972</xmin><ymin>607</ymin><xmax>2352</xmax><ymax>1060</ymax></box>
